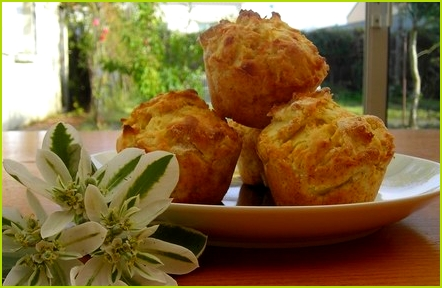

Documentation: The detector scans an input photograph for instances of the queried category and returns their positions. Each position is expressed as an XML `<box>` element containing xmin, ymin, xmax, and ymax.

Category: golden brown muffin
<box><xmin>199</xmin><ymin>9</ymin><xmax>329</xmax><ymax>129</ymax></box>
<box><xmin>257</xmin><ymin>88</ymin><xmax>395</xmax><ymax>206</ymax></box>
<box><xmin>228</xmin><ymin>120</ymin><xmax>266</xmax><ymax>186</ymax></box>
<box><xmin>116</xmin><ymin>89</ymin><xmax>242</xmax><ymax>204</ymax></box>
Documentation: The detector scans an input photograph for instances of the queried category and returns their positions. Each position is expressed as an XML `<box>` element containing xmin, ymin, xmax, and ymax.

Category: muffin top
<box><xmin>199</xmin><ymin>9</ymin><xmax>329</xmax><ymax>92</ymax></box>
<box><xmin>257</xmin><ymin>88</ymin><xmax>395</xmax><ymax>199</ymax></box>
<box><xmin>116</xmin><ymin>89</ymin><xmax>242</xmax><ymax>204</ymax></box>
<box><xmin>117</xmin><ymin>89</ymin><xmax>240</xmax><ymax>156</ymax></box>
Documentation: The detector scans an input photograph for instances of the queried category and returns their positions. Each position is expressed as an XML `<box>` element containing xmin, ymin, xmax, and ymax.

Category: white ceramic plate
<box><xmin>92</xmin><ymin>152</ymin><xmax>440</xmax><ymax>248</ymax></box>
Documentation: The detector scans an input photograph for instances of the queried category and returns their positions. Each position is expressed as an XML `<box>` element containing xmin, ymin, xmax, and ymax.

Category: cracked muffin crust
<box><xmin>199</xmin><ymin>9</ymin><xmax>329</xmax><ymax>128</ymax></box>
<box><xmin>257</xmin><ymin>88</ymin><xmax>395</xmax><ymax>205</ymax></box>
<box><xmin>117</xmin><ymin>89</ymin><xmax>242</xmax><ymax>204</ymax></box>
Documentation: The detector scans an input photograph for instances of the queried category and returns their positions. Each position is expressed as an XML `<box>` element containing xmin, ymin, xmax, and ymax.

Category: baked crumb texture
<box><xmin>257</xmin><ymin>88</ymin><xmax>395</xmax><ymax>205</ymax></box>
<box><xmin>117</xmin><ymin>89</ymin><xmax>242</xmax><ymax>204</ymax></box>
<box><xmin>199</xmin><ymin>10</ymin><xmax>329</xmax><ymax>128</ymax></box>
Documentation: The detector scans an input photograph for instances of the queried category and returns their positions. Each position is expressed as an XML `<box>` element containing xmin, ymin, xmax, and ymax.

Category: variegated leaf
<box><xmin>129</xmin><ymin>199</ymin><xmax>172</xmax><ymax>231</ymax></box>
<box><xmin>26</xmin><ymin>189</ymin><xmax>47</xmax><ymax>223</ymax></box>
<box><xmin>2</xmin><ymin>159</ymin><xmax>52</xmax><ymax>199</ymax></box>
<box><xmin>77</xmin><ymin>147</ymin><xmax>93</xmax><ymax>184</ymax></box>
<box><xmin>70</xmin><ymin>256</ymin><xmax>113</xmax><ymax>286</ymax></box>
<box><xmin>36</xmin><ymin>149</ymin><xmax>72</xmax><ymax>186</ymax></box>
<box><xmin>122</xmin><ymin>270</ymin><xmax>177</xmax><ymax>286</ymax></box>
<box><xmin>42</xmin><ymin>122</ymin><xmax>82</xmax><ymax>178</ymax></box>
<box><xmin>3</xmin><ymin>264</ymin><xmax>36</xmax><ymax>286</ymax></box>
<box><xmin>58</xmin><ymin>222</ymin><xmax>107</xmax><ymax>256</ymax></box>
<box><xmin>84</xmin><ymin>185</ymin><xmax>108</xmax><ymax>223</ymax></box>
<box><xmin>137</xmin><ymin>237</ymin><xmax>199</xmax><ymax>275</ymax></box>
<box><xmin>117</xmin><ymin>151</ymin><xmax>179</xmax><ymax>209</ymax></box>
<box><xmin>94</xmin><ymin>148</ymin><xmax>144</xmax><ymax>201</ymax></box>
<box><xmin>40</xmin><ymin>210</ymin><xmax>75</xmax><ymax>239</ymax></box>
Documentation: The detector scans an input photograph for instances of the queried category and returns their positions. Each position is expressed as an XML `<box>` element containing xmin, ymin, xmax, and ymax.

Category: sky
<box><xmin>241</xmin><ymin>2</ymin><xmax>357</xmax><ymax>31</ymax></box>
<box><xmin>161</xmin><ymin>2</ymin><xmax>357</xmax><ymax>33</ymax></box>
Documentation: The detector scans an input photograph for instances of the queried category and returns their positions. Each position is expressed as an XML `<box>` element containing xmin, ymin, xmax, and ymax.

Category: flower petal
<box><xmin>3</xmin><ymin>159</ymin><xmax>52</xmax><ymax>198</ymax></box>
<box><xmin>2</xmin><ymin>206</ymin><xmax>25</xmax><ymax>228</ymax></box>
<box><xmin>130</xmin><ymin>199</ymin><xmax>171</xmax><ymax>230</ymax></box>
<box><xmin>90</xmin><ymin>150</ymin><xmax>117</xmax><ymax>169</ymax></box>
<box><xmin>123</xmin><ymin>270</ymin><xmax>177</xmax><ymax>286</ymax></box>
<box><xmin>77</xmin><ymin>147</ymin><xmax>93</xmax><ymax>182</ymax></box>
<box><xmin>3</xmin><ymin>264</ymin><xmax>35</xmax><ymax>286</ymax></box>
<box><xmin>70</xmin><ymin>256</ymin><xmax>113</xmax><ymax>285</ymax></box>
<box><xmin>138</xmin><ymin>224</ymin><xmax>160</xmax><ymax>238</ymax></box>
<box><xmin>26</xmin><ymin>189</ymin><xmax>47</xmax><ymax>223</ymax></box>
<box><xmin>36</xmin><ymin>149</ymin><xmax>72</xmax><ymax>186</ymax></box>
<box><xmin>133</xmin><ymin>263</ymin><xmax>170</xmax><ymax>283</ymax></box>
<box><xmin>40</xmin><ymin>210</ymin><xmax>74</xmax><ymax>238</ymax></box>
<box><xmin>137</xmin><ymin>237</ymin><xmax>199</xmax><ymax>275</ymax></box>
<box><xmin>112</xmin><ymin>151</ymin><xmax>179</xmax><ymax>209</ymax></box>
<box><xmin>58</xmin><ymin>222</ymin><xmax>107</xmax><ymax>256</ymax></box>
<box><xmin>2</xmin><ymin>236</ymin><xmax>23</xmax><ymax>253</ymax></box>
<box><xmin>49</xmin><ymin>259</ymin><xmax>83</xmax><ymax>286</ymax></box>
<box><xmin>135</xmin><ymin>152</ymin><xmax>179</xmax><ymax>206</ymax></box>
<box><xmin>95</xmin><ymin>148</ymin><xmax>145</xmax><ymax>202</ymax></box>
<box><xmin>84</xmin><ymin>185</ymin><xmax>108</xmax><ymax>223</ymax></box>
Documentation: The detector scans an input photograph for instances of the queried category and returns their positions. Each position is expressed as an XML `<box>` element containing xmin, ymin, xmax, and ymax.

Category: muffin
<box><xmin>116</xmin><ymin>89</ymin><xmax>242</xmax><ymax>204</ymax></box>
<box><xmin>228</xmin><ymin>120</ymin><xmax>266</xmax><ymax>186</ymax></box>
<box><xmin>257</xmin><ymin>88</ymin><xmax>395</xmax><ymax>206</ymax></box>
<box><xmin>199</xmin><ymin>9</ymin><xmax>329</xmax><ymax>129</ymax></box>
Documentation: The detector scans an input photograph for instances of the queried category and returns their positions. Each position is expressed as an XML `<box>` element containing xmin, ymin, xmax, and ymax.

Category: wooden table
<box><xmin>2</xmin><ymin>129</ymin><xmax>440</xmax><ymax>285</ymax></box>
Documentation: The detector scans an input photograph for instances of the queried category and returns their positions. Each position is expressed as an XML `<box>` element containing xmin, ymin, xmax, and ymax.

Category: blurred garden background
<box><xmin>2</xmin><ymin>2</ymin><xmax>439</xmax><ymax>130</ymax></box>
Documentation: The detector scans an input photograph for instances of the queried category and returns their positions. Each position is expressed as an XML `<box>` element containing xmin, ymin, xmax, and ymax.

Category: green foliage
<box><xmin>63</xmin><ymin>3</ymin><xmax>204</xmax><ymax>128</ymax></box>
<box><xmin>305</xmin><ymin>27</ymin><xmax>364</xmax><ymax>91</ymax></box>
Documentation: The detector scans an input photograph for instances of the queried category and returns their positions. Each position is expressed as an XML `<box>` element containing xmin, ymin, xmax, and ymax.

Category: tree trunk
<box><xmin>408</xmin><ymin>28</ymin><xmax>421</xmax><ymax>129</ymax></box>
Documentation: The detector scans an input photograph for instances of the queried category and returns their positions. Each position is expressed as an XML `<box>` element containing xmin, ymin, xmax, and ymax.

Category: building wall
<box><xmin>2</xmin><ymin>2</ymin><xmax>65</xmax><ymax>130</ymax></box>
<box><xmin>347</xmin><ymin>2</ymin><xmax>365</xmax><ymax>24</ymax></box>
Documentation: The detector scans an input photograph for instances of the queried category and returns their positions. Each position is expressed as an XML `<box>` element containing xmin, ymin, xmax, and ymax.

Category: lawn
<box><xmin>23</xmin><ymin>95</ymin><xmax>439</xmax><ymax>131</ymax></box>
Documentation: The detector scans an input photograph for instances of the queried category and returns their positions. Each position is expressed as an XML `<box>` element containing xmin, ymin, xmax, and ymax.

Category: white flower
<box><xmin>2</xmin><ymin>122</ymin><xmax>207</xmax><ymax>286</ymax></box>
<box><xmin>3</xmin><ymin>124</ymin><xmax>150</xmax><ymax>238</ymax></box>
<box><xmin>2</xmin><ymin>191</ymin><xmax>107</xmax><ymax>286</ymax></box>
<box><xmin>71</xmin><ymin>153</ymin><xmax>200</xmax><ymax>285</ymax></box>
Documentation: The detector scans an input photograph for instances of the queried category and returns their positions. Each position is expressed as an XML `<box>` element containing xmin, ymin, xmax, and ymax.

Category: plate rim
<box><xmin>92</xmin><ymin>151</ymin><xmax>440</xmax><ymax>247</ymax></box>
<box><xmin>91</xmin><ymin>151</ymin><xmax>440</xmax><ymax>211</ymax></box>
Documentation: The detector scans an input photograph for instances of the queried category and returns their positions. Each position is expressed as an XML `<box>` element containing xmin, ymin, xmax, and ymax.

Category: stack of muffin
<box><xmin>116</xmin><ymin>10</ymin><xmax>395</xmax><ymax>206</ymax></box>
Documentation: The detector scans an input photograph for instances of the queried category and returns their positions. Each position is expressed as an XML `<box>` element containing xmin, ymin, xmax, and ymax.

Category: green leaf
<box><xmin>47</xmin><ymin>122</ymin><xmax>74</xmax><ymax>159</ymax></box>
<box><xmin>2</xmin><ymin>253</ymin><xmax>23</xmax><ymax>277</ymax></box>
<box><xmin>151</xmin><ymin>223</ymin><xmax>207</xmax><ymax>258</ymax></box>
<box><xmin>44</xmin><ymin>122</ymin><xmax>82</xmax><ymax>178</ymax></box>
